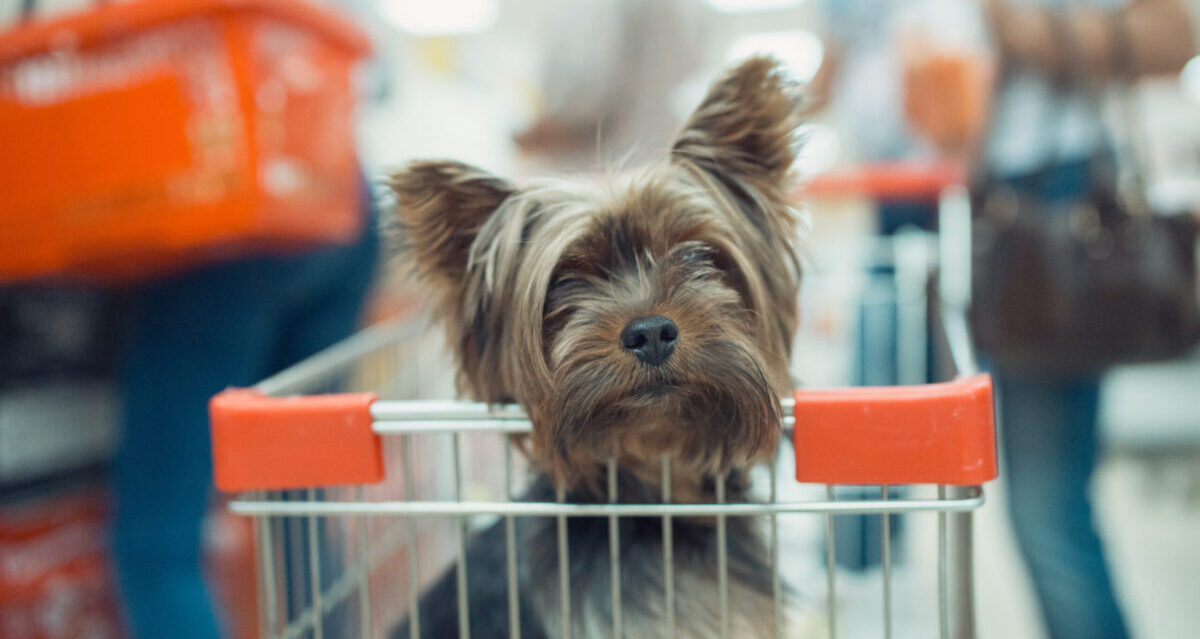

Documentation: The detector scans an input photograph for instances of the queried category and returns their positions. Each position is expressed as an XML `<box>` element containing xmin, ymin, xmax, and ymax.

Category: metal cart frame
<box><xmin>210</xmin><ymin>185</ymin><xmax>995</xmax><ymax>639</ymax></box>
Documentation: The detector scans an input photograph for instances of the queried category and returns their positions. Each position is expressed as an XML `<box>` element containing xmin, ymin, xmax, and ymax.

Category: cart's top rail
<box><xmin>226</xmin><ymin>486</ymin><xmax>986</xmax><ymax>518</ymax></box>
<box><xmin>210</xmin><ymin>375</ymin><xmax>996</xmax><ymax>493</ymax></box>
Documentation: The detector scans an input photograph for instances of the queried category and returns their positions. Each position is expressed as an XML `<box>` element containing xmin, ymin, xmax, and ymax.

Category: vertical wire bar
<box><xmin>454</xmin><ymin>434</ymin><xmax>471</xmax><ymax>639</ymax></box>
<box><xmin>287</xmin><ymin>499</ymin><xmax>305</xmax><ymax>632</ymax></box>
<box><xmin>951</xmin><ymin>489</ymin><xmax>977</xmax><ymax>639</ymax></box>
<box><xmin>556</xmin><ymin>482</ymin><xmax>571</xmax><ymax>639</ymax></box>
<box><xmin>716</xmin><ymin>473</ymin><xmax>729</xmax><ymax>639</ymax></box>
<box><xmin>403</xmin><ymin>437</ymin><xmax>420</xmax><ymax>639</ymax></box>
<box><xmin>504</xmin><ymin>441</ymin><xmax>521</xmax><ymax>639</ymax></box>
<box><xmin>825</xmin><ymin>485</ymin><xmax>837</xmax><ymax>639</ymax></box>
<box><xmin>938</xmin><ymin>485</ymin><xmax>950</xmax><ymax>639</ymax></box>
<box><xmin>253</xmin><ymin>515</ymin><xmax>270</xmax><ymax>639</ymax></box>
<box><xmin>769</xmin><ymin>460</ymin><xmax>781</xmax><ymax>639</ymax></box>
<box><xmin>307</xmin><ymin>489</ymin><xmax>325</xmax><ymax>639</ymax></box>
<box><xmin>354</xmin><ymin>486</ymin><xmax>373</xmax><ymax>639</ymax></box>
<box><xmin>661</xmin><ymin>457</ymin><xmax>675</xmax><ymax>638</ymax></box>
<box><xmin>895</xmin><ymin>230</ymin><xmax>929</xmax><ymax>387</ymax></box>
<box><xmin>881</xmin><ymin>486</ymin><xmax>892</xmax><ymax>639</ymax></box>
<box><xmin>258</xmin><ymin>494</ymin><xmax>281</xmax><ymax>639</ymax></box>
<box><xmin>607</xmin><ymin>459</ymin><xmax>622</xmax><ymax>639</ymax></box>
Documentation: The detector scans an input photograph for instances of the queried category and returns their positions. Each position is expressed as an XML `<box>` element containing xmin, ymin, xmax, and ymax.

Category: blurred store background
<box><xmin>1</xmin><ymin>0</ymin><xmax>1198</xmax><ymax>638</ymax></box>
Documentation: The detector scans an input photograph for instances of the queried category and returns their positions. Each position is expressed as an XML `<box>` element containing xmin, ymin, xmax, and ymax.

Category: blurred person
<box><xmin>806</xmin><ymin>0</ymin><xmax>918</xmax><ymax>575</ymax></box>
<box><xmin>806</xmin><ymin>0</ymin><xmax>951</xmax><ymax>571</ymax></box>
<box><xmin>812</xmin><ymin>0</ymin><xmax>936</xmax><ymax>180</ymax></box>
<box><xmin>111</xmin><ymin>179</ymin><xmax>379</xmax><ymax>638</ymax></box>
<box><xmin>810</xmin><ymin>0</ymin><xmax>943</xmax><ymax>389</ymax></box>
<box><xmin>513</xmin><ymin>0</ymin><xmax>708</xmax><ymax>173</ymax></box>
<box><xmin>907</xmin><ymin>2</ymin><xmax>1197</xmax><ymax>638</ymax></box>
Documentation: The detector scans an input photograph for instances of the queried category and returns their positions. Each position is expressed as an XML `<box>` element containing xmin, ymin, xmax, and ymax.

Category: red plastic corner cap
<box><xmin>792</xmin><ymin>374</ymin><xmax>998</xmax><ymax>486</ymax></box>
<box><xmin>210</xmin><ymin>389</ymin><xmax>382</xmax><ymax>492</ymax></box>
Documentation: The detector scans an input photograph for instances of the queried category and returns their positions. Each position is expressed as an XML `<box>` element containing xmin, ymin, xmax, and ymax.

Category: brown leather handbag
<box><xmin>969</xmin><ymin>14</ymin><xmax>1200</xmax><ymax>377</ymax></box>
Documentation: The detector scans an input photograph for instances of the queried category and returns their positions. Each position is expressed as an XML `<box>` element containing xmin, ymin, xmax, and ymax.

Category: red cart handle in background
<box><xmin>800</xmin><ymin>161</ymin><xmax>966</xmax><ymax>201</ymax></box>
<box><xmin>209</xmin><ymin>375</ymin><xmax>997</xmax><ymax>493</ymax></box>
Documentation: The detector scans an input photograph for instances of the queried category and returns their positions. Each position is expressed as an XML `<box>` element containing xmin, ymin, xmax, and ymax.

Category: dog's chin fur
<box><xmin>389</xmin><ymin>56</ymin><xmax>804</xmax><ymax>639</ymax></box>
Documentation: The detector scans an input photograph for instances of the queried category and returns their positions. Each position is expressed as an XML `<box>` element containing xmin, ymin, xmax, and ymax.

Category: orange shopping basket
<box><xmin>0</xmin><ymin>0</ymin><xmax>371</xmax><ymax>283</ymax></box>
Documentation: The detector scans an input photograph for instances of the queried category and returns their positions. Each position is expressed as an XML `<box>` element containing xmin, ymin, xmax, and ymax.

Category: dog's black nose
<box><xmin>620</xmin><ymin>316</ymin><xmax>678</xmax><ymax>366</ymax></box>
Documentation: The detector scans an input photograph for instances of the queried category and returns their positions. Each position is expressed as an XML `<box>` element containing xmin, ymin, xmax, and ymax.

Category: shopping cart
<box><xmin>209</xmin><ymin>181</ymin><xmax>997</xmax><ymax>639</ymax></box>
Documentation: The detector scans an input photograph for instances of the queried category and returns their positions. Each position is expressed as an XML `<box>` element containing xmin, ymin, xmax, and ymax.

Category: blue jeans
<box><xmin>996</xmin><ymin>374</ymin><xmax>1127</xmax><ymax>639</ymax></box>
<box><xmin>991</xmin><ymin>156</ymin><xmax>1128</xmax><ymax>639</ymax></box>
<box><xmin>111</xmin><ymin>195</ymin><xmax>379</xmax><ymax>638</ymax></box>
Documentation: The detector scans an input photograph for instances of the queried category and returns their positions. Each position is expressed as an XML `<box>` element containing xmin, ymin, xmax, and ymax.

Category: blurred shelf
<box><xmin>0</xmin><ymin>378</ymin><xmax>117</xmax><ymax>489</ymax></box>
<box><xmin>1102</xmin><ymin>351</ymin><xmax>1200</xmax><ymax>452</ymax></box>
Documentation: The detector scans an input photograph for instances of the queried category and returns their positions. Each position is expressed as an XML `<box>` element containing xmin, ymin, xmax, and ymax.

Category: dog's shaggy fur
<box><xmin>389</xmin><ymin>56</ymin><xmax>804</xmax><ymax>639</ymax></box>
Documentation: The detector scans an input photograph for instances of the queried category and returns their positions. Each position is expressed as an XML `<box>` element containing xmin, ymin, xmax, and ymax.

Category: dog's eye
<box><xmin>677</xmin><ymin>244</ymin><xmax>733</xmax><ymax>279</ymax></box>
<box><xmin>679</xmin><ymin>245</ymin><xmax>715</xmax><ymax>265</ymax></box>
<box><xmin>544</xmin><ymin>273</ymin><xmax>587</xmax><ymax>336</ymax></box>
<box><xmin>548</xmin><ymin>273</ymin><xmax>585</xmax><ymax>298</ymax></box>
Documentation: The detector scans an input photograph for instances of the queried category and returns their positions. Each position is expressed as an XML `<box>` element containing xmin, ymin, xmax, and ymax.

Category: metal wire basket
<box><xmin>209</xmin><ymin>186</ymin><xmax>996</xmax><ymax>639</ymax></box>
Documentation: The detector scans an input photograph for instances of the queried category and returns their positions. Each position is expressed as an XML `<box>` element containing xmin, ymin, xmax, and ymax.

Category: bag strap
<box><xmin>1023</xmin><ymin>7</ymin><xmax>1152</xmax><ymax>219</ymax></box>
<box><xmin>1109</xmin><ymin>9</ymin><xmax>1153</xmax><ymax>217</ymax></box>
<box><xmin>1041</xmin><ymin>9</ymin><xmax>1092</xmax><ymax>170</ymax></box>
<box><xmin>980</xmin><ymin>8</ymin><xmax>1099</xmax><ymax>182</ymax></box>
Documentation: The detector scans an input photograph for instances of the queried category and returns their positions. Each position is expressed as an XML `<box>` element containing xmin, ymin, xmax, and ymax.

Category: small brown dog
<box><xmin>390</xmin><ymin>56</ymin><xmax>804</xmax><ymax>639</ymax></box>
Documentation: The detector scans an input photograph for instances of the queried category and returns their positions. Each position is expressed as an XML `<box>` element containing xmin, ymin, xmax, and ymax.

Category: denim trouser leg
<box><xmin>112</xmin><ymin>265</ymin><xmax>278</xmax><ymax>639</ymax></box>
<box><xmin>997</xmin><ymin>374</ymin><xmax>1129</xmax><ymax>639</ymax></box>
<box><xmin>112</xmin><ymin>197</ymin><xmax>379</xmax><ymax>638</ymax></box>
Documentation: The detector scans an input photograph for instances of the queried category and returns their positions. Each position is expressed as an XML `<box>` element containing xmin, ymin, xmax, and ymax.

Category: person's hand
<box><xmin>513</xmin><ymin>117</ymin><xmax>572</xmax><ymax>154</ymax></box>
<box><xmin>982</xmin><ymin>0</ymin><xmax>1005</xmax><ymax>37</ymax></box>
<box><xmin>982</xmin><ymin>0</ymin><xmax>1016</xmax><ymax>64</ymax></box>
<box><xmin>513</xmin><ymin>117</ymin><xmax>592</xmax><ymax>156</ymax></box>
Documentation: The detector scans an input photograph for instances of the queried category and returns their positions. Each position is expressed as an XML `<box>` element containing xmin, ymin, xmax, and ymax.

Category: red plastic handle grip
<box><xmin>800</xmin><ymin>161</ymin><xmax>966</xmax><ymax>200</ymax></box>
<box><xmin>792</xmin><ymin>374</ymin><xmax>997</xmax><ymax>486</ymax></box>
<box><xmin>209</xmin><ymin>389</ymin><xmax>382</xmax><ymax>492</ymax></box>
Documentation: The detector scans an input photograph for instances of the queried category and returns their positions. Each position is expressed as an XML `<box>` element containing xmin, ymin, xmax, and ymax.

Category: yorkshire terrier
<box><xmin>389</xmin><ymin>57</ymin><xmax>804</xmax><ymax>639</ymax></box>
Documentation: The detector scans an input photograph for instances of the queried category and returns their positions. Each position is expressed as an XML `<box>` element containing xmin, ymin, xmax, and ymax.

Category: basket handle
<box><xmin>20</xmin><ymin>0</ymin><xmax>110</xmax><ymax>22</ymax></box>
<box><xmin>791</xmin><ymin>374</ymin><xmax>997</xmax><ymax>486</ymax></box>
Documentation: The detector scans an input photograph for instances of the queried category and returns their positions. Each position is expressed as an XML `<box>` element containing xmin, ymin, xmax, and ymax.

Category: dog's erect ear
<box><xmin>389</xmin><ymin>160</ymin><xmax>517</xmax><ymax>402</ymax></box>
<box><xmin>672</xmin><ymin>56</ymin><xmax>802</xmax><ymax>189</ymax></box>
<box><xmin>389</xmin><ymin>160</ymin><xmax>515</xmax><ymax>284</ymax></box>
